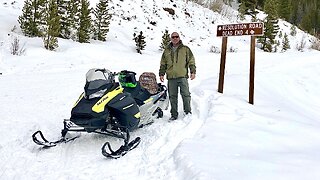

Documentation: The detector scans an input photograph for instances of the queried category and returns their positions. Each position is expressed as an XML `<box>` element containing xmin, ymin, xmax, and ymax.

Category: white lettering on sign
<box><xmin>222</xmin><ymin>31</ymin><xmax>233</xmax><ymax>36</ymax></box>
<box><xmin>249</xmin><ymin>23</ymin><xmax>263</xmax><ymax>29</ymax></box>
<box><xmin>222</xmin><ymin>24</ymin><xmax>248</xmax><ymax>31</ymax></box>
<box><xmin>235</xmin><ymin>30</ymin><xmax>243</xmax><ymax>36</ymax></box>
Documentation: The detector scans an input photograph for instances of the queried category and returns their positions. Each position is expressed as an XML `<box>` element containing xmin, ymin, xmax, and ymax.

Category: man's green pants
<box><xmin>167</xmin><ymin>77</ymin><xmax>191</xmax><ymax>118</ymax></box>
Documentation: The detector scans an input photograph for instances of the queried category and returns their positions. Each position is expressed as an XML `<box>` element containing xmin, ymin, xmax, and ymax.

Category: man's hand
<box><xmin>190</xmin><ymin>73</ymin><xmax>196</xmax><ymax>80</ymax></box>
<box><xmin>160</xmin><ymin>75</ymin><xmax>164</xmax><ymax>82</ymax></box>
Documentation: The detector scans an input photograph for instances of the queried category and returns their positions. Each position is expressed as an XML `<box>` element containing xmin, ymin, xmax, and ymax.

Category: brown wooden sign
<box><xmin>216</xmin><ymin>22</ymin><xmax>264</xmax><ymax>104</ymax></box>
<box><xmin>217</xmin><ymin>22</ymin><xmax>264</xmax><ymax>37</ymax></box>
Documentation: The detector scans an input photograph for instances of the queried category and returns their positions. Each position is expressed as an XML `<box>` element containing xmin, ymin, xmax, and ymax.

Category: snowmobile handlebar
<box><xmin>94</xmin><ymin>68</ymin><xmax>119</xmax><ymax>81</ymax></box>
<box><xmin>95</xmin><ymin>69</ymin><xmax>136</xmax><ymax>76</ymax></box>
<box><xmin>94</xmin><ymin>68</ymin><xmax>108</xmax><ymax>73</ymax></box>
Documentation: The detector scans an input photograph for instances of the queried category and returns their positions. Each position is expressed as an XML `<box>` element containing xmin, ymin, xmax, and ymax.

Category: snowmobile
<box><xmin>32</xmin><ymin>68</ymin><xmax>169</xmax><ymax>159</ymax></box>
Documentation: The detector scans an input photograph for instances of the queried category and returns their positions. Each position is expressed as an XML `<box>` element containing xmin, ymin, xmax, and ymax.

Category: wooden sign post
<box><xmin>249</xmin><ymin>36</ymin><xmax>256</xmax><ymax>104</ymax></box>
<box><xmin>216</xmin><ymin>22</ymin><xmax>264</xmax><ymax>104</ymax></box>
<box><xmin>218</xmin><ymin>36</ymin><xmax>227</xmax><ymax>93</ymax></box>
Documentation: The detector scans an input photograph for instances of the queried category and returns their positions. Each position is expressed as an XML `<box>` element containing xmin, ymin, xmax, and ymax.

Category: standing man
<box><xmin>159</xmin><ymin>32</ymin><xmax>196</xmax><ymax>120</ymax></box>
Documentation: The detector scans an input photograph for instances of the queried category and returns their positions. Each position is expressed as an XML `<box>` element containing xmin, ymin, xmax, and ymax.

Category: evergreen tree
<box><xmin>93</xmin><ymin>0</ymin><xmax>111</xmax><ymax>41</ymax></box>
<box><xmin>300</xmin><ymin>12</ymin><xmax>313</xmax><ymax>33</ymax></box>
<box><xmin>264</xmin><ymin>0</ymin><xmax>278</xmax><ymax>18</ymax></box>
<box><xmin>133</xmin><ymin>31</ymin><xmax>146</xmax><ymax>54</ymax></box>
<box><xmin>66</xmin><ymin>0</ymin><xmax>81</xmax><ymax>40</ymax></box>
<box><xmin>289</xmin><ymin>1</ymin><xmax>302</xmax><ymax>25</ymax></box>
<box><xmin>278</xmin><ymin>0</ymin><xmax>290</xmax><ymax>21</ymax></box>
<box><xmin>256</xmin><ymin>0</ymin><xmax>265</xmax><ymax>10</ymax></box>
<box><xmin>290</xmin><ymin>24</ymin><xmax>297</xmax><ymax>36</ymax></box>
<box><xmin>78</xmin><ymin>0</ymin><xmax>92</xmax><ymax>43</ymax></box>
<box><xmin>274</xmin><ymin>40</ymin><xmax>279</xmax><ymax>52</ymax></box>
<box><xmin>43</xmin><ymin>0</ymin><xmax>60</xmax><ymax>50</ymax></box>
<box><xmin>160</xmin><ymin>29</ymin><xmax>170</xmax><ymax>50</ymax></box>
<box><xmin>258</xmin><ymin>0</ymin><xmax>279</xmax><ymax>52</ymax></box>
<box><xmin>56</xmin><ymin>0</ymin><xmax>69</xmax><ymax>38</ymax></box>
<box><xmin>33</xmin><ymin>0</ymin><xmax>47</xmax><ymax>35</ymax></box>
<box><xmin>238</xmin><ymin>2</ymin><xmax>247</xmax><ymax>20</ymax></box>
<box><xmin>278</xmin><ymin>30</ymin><xmax>282</xmax><ymax>38</ymax></box>
<box><xmin>315</xmin><ymin>0</ymin><xmax>320</xmax><ymax>37</ymax></box>
<box><xmin>300</xmin><ymin>5</ymin><xmax>318</xmax><ymax>35</ymax></box>
<box><xmin>282</xmin><ymin>33</ymin><xmax>290</xmax><ymax>52</ymax></box>
<box><xmin>288</xmin><ymin>0</ymin><xmax>320</xmax><ymax>35</ymax></box>
<box><xmin>18</xmin><ymin>0</ymin><xmax>35</xmax><ymax>36</ymax></box>
<box><xmin>18</xmin><ymin>0</ymin><xmax>47</xmax><ymax>37</ymax></box>
<box><xmin>238</xmin><ymin>0</ymin><xmax>258</xmax><ymax>19</ymax></box>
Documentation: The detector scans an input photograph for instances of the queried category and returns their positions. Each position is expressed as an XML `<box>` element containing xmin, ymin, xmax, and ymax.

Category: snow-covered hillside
<box><xmin>1</xmin><ymin>0</ymin><xmax>320</xmax><ymax>179</ymax></box>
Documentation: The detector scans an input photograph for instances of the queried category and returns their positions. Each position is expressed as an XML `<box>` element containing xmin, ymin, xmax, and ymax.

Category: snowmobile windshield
<box><xmin>86</xmin><ymin>69</ymin><xmax>114</xmax><ymax>89</ymax></box>
<box><xmin>84</xmin><ymin>68</ymin><xmax>115</xmax><ymax>99</ymax></box>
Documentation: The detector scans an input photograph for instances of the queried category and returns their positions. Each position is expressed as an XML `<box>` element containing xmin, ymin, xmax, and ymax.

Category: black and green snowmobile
<box><xmin>32</xmin><ymin>68</ymin><xmax>168</xmax><ymax>159</ymax></box>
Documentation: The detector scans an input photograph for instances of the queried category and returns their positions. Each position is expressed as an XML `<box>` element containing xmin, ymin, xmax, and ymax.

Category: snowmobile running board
<box><xmin>32</xmin><ymin>120</ymin><xmax>141</xmax><ymax>159</ymax></box>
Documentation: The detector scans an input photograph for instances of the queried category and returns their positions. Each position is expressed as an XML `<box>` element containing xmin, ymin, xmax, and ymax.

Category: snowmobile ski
<box><xmin>32</xmin><ymin>130</ymin><xmax>80</xmax><ymax>148</ymax></box>
<box><xmin>101</xmin><ymin>136</ymin><xmax>141</xmax><ymax>159</ymax></box>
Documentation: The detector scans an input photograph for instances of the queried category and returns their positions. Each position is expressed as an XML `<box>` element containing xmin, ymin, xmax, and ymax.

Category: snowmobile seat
<box><xmin>122</xmin><ymin>82</ymin><xmax>151</xmax><ymax>106</ymax></box>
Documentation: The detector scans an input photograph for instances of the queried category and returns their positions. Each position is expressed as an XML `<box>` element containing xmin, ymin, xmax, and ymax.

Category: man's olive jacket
<box><xmin>159</xmin><ymin>41</ymin><xmax>196</xmax><ymax>79</ymax></box>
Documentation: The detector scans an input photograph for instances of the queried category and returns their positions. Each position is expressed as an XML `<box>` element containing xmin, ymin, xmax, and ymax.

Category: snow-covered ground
<box><xmin>1</xmin><ymin>0</ymin><xmax>320</xmax><ymax>179</ymax></box>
